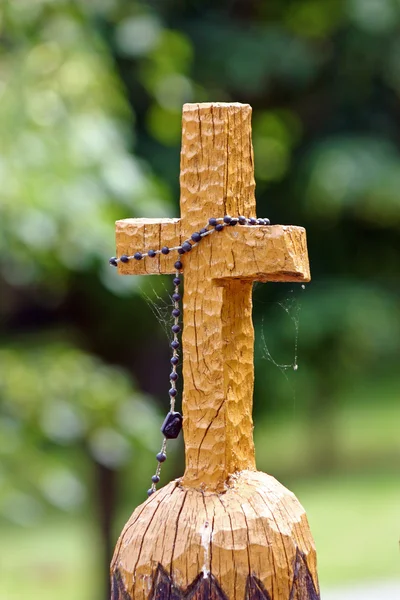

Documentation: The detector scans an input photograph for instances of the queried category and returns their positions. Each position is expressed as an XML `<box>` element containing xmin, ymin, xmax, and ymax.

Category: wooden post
<box><xmin>111</xmin><ymin>103</ymin><xmax>319</xmax><ymax>600</ymax></box>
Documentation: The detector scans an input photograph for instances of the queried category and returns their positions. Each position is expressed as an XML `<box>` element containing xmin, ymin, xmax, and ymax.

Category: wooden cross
<box><xmin>115</xmin><ymin>102</ymin><xmax>309</xmax><ymax>491</ymax></box>
<box><xmin>112</xmin><ymin>103</ymin><xmax>318</xmax><ymax>600</ymax></box>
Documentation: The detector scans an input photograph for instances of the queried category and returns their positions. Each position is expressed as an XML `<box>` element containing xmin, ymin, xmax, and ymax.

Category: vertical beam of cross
<box><xmin>179</xmin><ymin>104</ymin><xmax>257</xmax><ymax>490</ymax></box>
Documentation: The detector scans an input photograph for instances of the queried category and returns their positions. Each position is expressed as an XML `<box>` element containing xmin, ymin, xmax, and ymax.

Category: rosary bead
<box><xmin>170</xmin><ymin>356</ymin><xmax>179</xmax><ymax>365</ymax></box>
<box><xmin>230</xmin><ymin>218</ymin><xmax>238</xmax><ymax>226</ymax></box>
<box><xmin>215</xmin><ymin>223</ymin><xmax>224</xmax><ymax>232</ymax></box>
<box><xmin>156</xmin><ymin>452</ymin><xmax>167</xmax><ymax>463</ymax></box>
<box><xmin>249</xmin><ymin>218</ymin><xmax>257</xmax><ymax>225</ymax></box>
<box><xmin>238</xmin><ymin>216</ymin><xmax>247</xmax><ymax>225</ymax></box>
<box><xmin>173</xmin><ymin>277</ymin><xmax>181</xmax><ymax>286</ymax></box>
<box><xmin>172</xmin><ymin>308</ymin><xmax>180</xmax><ymax>318</ymax></box>
<box><xmin>223</xmin><ymin>215</ymin><xmax>232</xmax><ymax>224</ymax></box>
<box><xmin>170</xmin><ymin>371</ymin><xmax>178</xmax><ymax>381</ymax></box>
<box><xmin>151</xmin><ymin>475</ymin><xmax>160</xmax><ymax>484</ymax></box>
<box><xmin>174</xmin><ymin>260</ymin><xmax>183</xmax><ymax>270</ymax></box>
<box><xmin>109</xmin><ymin>257</ymin><xmax>118</xmax><ymax>267</ymax></box>
<box><xmin>147</xmin><ymin>488</ymin><xmax>154</xmax><ymax>497</ymax></box>
<box><xmin>148</xmin><ymin>249</ymin><xmax>156</xmax><ymax>257</ymax></box>
<box><xmin>120</xmin><ymin>254</ymin><xmax>129</xmax><ymax>263</ymax></box>
<box><xmin>172</xmin><ymin>324</ymin><xmax>181</xmax><ymax>334</ymax></box>
<box><xmin>134</xmin><ymin>252</ymin><xmax>143</xmax><ymax>260</ymax></box>
<box><xmin>191</xmin><ymin>232</ymin><xmax>202</xmax><ymax>242</ymax></box>
<box><xmin>264</xmin><ymin>218</ymin><xmax>271</xmax><ymax>225</ymax></box>
<box><xmin>169</xmin><ymin>388</ymin><xmax>177</xmax><ymax>397</ymax></box>
<box><xmin>172</xmin><ymin>293</ymin><xmax>181</xmax><ymax>302</ymax></box>
<box><xmin>161</xmin><ymin>411</ymin><xmax>183</xmax><ymax>439</ymax></box>
<box><xmin>182</xmin><ymin>241</ymin><xmax>192</xmax><ymax>252</ymax></box>
<box><xmin>161</xmin><ymin>246</ymin><xmax>170</xmax><ymax>255</ymax></box>
<box><xmin>199</xmin><ymin>228</ymin><xmax>208</xmax><ymax>235</ymax></box>
<box><xmin>208</xmin><ymin>218</ymin><xmax>217</xmax><ymax>226</ymax></box>
<box><xmin>257</xmin><ymin>218</ymin><xmax>265</xmax><ymax>225</ymax></box>
<box><xmin>177</xmin><ymin>247</ymin><xmax>186</xmax><ymax>255</ymax></box>
<box><xmin>171</xmin><ymin>340</ymin><xmax>180</xmax><ymax>349</ymax></box>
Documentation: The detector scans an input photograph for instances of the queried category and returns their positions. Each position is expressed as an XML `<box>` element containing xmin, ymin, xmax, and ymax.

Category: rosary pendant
<box><xmin>109</xmin><ymin>103</ymin><xmax>319</xmax><ymax>600</ymax></box>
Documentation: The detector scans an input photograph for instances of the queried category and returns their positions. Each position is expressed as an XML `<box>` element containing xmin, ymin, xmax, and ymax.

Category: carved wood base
<box><xmin>111</xmin><ymin>471</ymin><xmax>320</xmax><ymax>600</ymax></box>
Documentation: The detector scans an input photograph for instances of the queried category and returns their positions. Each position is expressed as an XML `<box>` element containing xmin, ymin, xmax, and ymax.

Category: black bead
<box><xmin>169</xmin><ymin>388</ymin><xmax>177</xmax><ymax>397</ymax></box>
<box><xmin>172</xmin><ymin>308</ymin><xmax>180</xmax><ymax>318</ymax></box>
<box><xmin>151</xmin><ymin>475</ymin><xmax>160</xmax><ymax>484</ymax></box>
<box><xmin>238</xmin><ymin>216</ymin><xmax>247</xmax><ymax>225</ymax></box>
<box><xmin>174</xmin><ymin>260</ymin><xmax>183</xmax><ymax>270</ymax></box>
<box><xmin>172</xmin><ymin>324</ymin><xmax>181</xmax><ymax>334</ymax></box>
<box><xmin>170</xmin><ymin>356</ymin><xmax>179</xmax><ymax>365</ymax></box>
<box><xmin>156</xmin><ymin>452</ymin><xmax>167</xmax><ymax>463</ymax></box>
<box><xmin>161</xmin><ymin>411</ymin><xmax>183</xmax><ymax>439</ymax></box>
<box><xmin>215</xmin><ymin>223</ymin><xmax>224</xmax><ymax>232</ymax></box>
<box><xmin>109</xmin><ymin>257</ymin><xmax>118</xmax><ymax>267</ymax></box>
<box><xmin>173</xmin><ymin>277</ymin><xmax>181</xmax><ymax>286</ymax></box>
<box><xmin>230</xmin><ymin>218</ymin><xmax>238</xmax><ymax>226</ymax></box>
<box><xmin>199</xmin><ymin>228</ymin><xmax>208</xmax><ymax>235</ymax></box>
<box><xmin>170</xmin><ymin>372</ymin><xmax>178</xmax><ymax>381</ymax></box>
<box><xmin>264</xmin><ymin>218</ymin><xmax>271</xmax><ymax>225</ymax></box>
<box><xmin>208</xmin><ymin>218</ymin><xmax>217</xmax><ymax>226</ymax></box>
<box><xmin>183</xmin><ymin>241</ymin><xmax>192</xmax><ymax>252</ymax></box>
<box><xmin>257</xmin><ymin>218</ymin><xmax>265</xmax><ymax>225</ymax></box>
<box><xmin>147</xmin><ymin>488</ymin><xmax>154</xmax><ymax>497</ymax></box>
<box><xmin>177</xmin><ymin>247</ymin><xmax>186</xmax><ymax>255</ymax></box>
<box><xmin>191</xmin><ymin>232</ymin><xmax>202</xmax><ymax>242</ymax></box>
<box><xmin>223</xmin><ymin>215</ymin><xmax>232</xmax><ymax>224</ymax></box>
<box><xmin>134</xmin><ymin>252</ymin><xmax>143</xmax><ymax>260</ymax></box>
<box><xmin>120</xmin><ymin>254</ymin><xmax>129</xmax><ymax>263</ymax></box>
<box><xmin>161</xmin><ymin>246</ymin><xmax>170</xmax><ymax>255</ymax></box>
<box><xmin>148</xmin><ymin>249</ymin><xmax>156</xmax><ymax>257</ymax></box>
<box><xmin>249</xmin><ymin>218</ymin><xmax>257</xmax><ymax>225</ymax></box>
<box><xmin>171</xmin><ymin>340</ymin><xmax>180</xmax><ymax>349</ymax></box>
<box><xmin>172</xmin><ymin>293</ymin><xmax>181</xmax><ymax>302</ymax></box>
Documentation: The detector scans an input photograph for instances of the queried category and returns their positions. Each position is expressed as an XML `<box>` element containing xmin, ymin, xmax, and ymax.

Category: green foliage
<box><xmin>1</xmin><ymin>0</ymin><xmax>399</xmax><ymax>592</ymax></box>
<box><xmin>0</xmin><ymin>343</ymin><xmax>160</xmax><ymax>524</ymax></box>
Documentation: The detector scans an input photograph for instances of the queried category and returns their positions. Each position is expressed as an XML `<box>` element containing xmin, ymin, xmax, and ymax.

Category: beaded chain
<box><xmin>109</xmin><ymin>214</ymin><xmax>271</xmax><ymax>496</ymax></box>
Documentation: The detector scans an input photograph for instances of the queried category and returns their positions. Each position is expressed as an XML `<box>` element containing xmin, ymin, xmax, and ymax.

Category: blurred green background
<box><xmin>1</xmin><ymin>1</ymin><xmax>399</xmax><ymax>599</ymax></box>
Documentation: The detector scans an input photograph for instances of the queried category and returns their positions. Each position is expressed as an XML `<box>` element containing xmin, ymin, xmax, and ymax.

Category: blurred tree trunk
<box><xmin>95</xmin><ymin>461</ymin><xmax>117</xmax><ymax>600</ymax></box>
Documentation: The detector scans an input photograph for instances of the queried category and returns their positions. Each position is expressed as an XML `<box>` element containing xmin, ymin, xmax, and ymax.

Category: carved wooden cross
<box><xmin>112</xmin><ymin>103</ymin><xmax>319</xmax><ymax>600</ymax></box>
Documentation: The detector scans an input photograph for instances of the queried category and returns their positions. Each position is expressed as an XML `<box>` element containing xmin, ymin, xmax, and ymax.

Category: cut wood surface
<box><xmin>111</xmin><ymin>471</ymin><xmax>319</xmax><ymax>600</ymax></box>
<box><xmin>111</xmin><ymin>103</ymin><xmax>318</xmax><ymax>599</ymax></box>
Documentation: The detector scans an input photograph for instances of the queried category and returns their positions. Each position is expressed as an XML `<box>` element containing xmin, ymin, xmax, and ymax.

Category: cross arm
<box><xmin>115</xmin><ymin>218</ymin><xmax>181</xmax><ymax>275</ymax></box>
<box><xmin>208</xmin><ymin>224</ymin><xmax>310</xmax><ymax>283</ymax></box>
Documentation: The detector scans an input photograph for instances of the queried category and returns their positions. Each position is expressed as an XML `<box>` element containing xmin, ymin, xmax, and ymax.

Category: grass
<box><xmin>0</xmin><ymin>518</ymin><xmax>101</xmax><ymax>600</ymax></box>
<box><xmin>296</xmin><ymin>471</ymin><xmax>400</xmax><ymax>586</ymax></box>
<box><xmin>0</xmin><ymin>472</ymin><xmax>398</xmax><ymax>599</ymax></box>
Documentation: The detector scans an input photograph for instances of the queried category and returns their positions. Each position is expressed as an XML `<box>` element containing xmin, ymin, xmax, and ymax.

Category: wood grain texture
<box><xmin>116</xmin><ymin>222</ymin><xmax>309</xmax><ymax>282</ymax></box>
<box><xmin>111</xmin><ymin>103</ymin><xmax>317</xmax><ymax>599</ymax></box>
<box><xmin>111</xmin><ymin>471</ymin><xmax>319</xmax><ymax>600</ymax></box>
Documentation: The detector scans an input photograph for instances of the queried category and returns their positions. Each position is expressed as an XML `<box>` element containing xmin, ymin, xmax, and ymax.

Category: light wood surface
<box><xmin>111</xmin><ymin>103</ymin><xmax>318</xmax><ymax>599</ymax></box>
<box><xmin>112</xmin><ymin>471</ymin><xmax>319</xmax><ymax>599</ymax></box>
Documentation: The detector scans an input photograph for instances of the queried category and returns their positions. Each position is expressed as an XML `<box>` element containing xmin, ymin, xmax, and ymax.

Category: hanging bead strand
<box><xmin>109</xmin><ymin>214</ymin><xmax>271</xmax><ymax>496</ymax></box>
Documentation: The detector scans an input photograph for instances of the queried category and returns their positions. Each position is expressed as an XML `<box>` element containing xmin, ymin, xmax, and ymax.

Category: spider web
<box><xmin>141</xmin><ymin>279</ymin><xmax>176</xmax><ymax>342</ymax></box>
<box><xmin>141</xmin><ymin>280</ymin><xmax>306</xmax><ymax>384</ymax></box>
<box><xmin>259</xmin><ymin>284</ymin><xmax>306</xmax><ymax>380</ymax></box>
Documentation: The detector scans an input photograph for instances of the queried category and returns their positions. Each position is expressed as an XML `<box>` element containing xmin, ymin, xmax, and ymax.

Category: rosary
<box><xmin>109</xmin><ymin>214</ymin><xmax>270</xmax><ymax>497</ymax></box>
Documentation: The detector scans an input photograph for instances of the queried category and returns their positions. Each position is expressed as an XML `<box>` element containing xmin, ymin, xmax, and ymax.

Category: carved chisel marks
<box><xmin>289</xmin><ymin>549</ymin><xmax>320</xmax><ymax>600</ymax></box>
<box><xmin>112</xmin><ymin>569</ymin><xmax>132</xmax><ymax>600</ymax></box>
<box><xmin>114</xmin><ymin>549</ymin><xmax>320</xmax><ymax>600</ymax></box>
<box><xmin>245</xmin><ymin>575</ymin><xmax>272</xmax><ymax>600</ymax></box>
<box><xmin>149</xmin><ymin>564</ymin><xmax>228</xmax><ymax>600</ymax></box>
